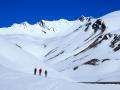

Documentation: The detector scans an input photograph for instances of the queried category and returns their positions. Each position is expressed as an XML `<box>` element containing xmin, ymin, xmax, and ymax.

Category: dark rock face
<box><xmin>84</xmin><ymin>59</ymin><xmax>100</xmax><ymax>65</ymax></box>
<box><xmin>114</xmin><ymin>44</ymin><xmax>120</xmax><ymax>51</ymax></box>
<box><xmin>92</xmin><ymin>19</ymin><xmax>106</xmax><ymax>33</ymax></box>
<box><xmin>109</xmin><ymin>34</ymin><xmax>120</xmax><ymax>52</ymax></box>
<box><xmin>79</xmin><ymin>15</ymin><xmax>85</xmax><ymax>22</ymax></box>
<box><xmin>73</xmin><ymin>66</ymin><xmax>79</xmax><ymax>70</ymax></box>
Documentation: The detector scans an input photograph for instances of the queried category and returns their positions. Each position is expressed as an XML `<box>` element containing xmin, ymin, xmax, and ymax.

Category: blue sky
<box><xmin>0</xmin><ymin>0</ymin><xmax>120</xmax><ymax>27</ymax></box>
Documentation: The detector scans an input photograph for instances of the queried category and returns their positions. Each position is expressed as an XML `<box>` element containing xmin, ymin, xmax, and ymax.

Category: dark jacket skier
<box><xmin>45</xmin><ymin>70</ymin><xmax>48</xmax><ymax>77</ymax></box>
<box><xmin>34</xmin><ymin>68</ymin><xmax>37</xmax><ymax>75</ymax></box>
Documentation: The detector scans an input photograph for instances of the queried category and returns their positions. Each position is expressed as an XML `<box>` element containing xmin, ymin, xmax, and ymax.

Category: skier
<box><xmin>39</xmin><ymin>68</ymin><xmax>42</xmax><ymax>76</ymax></box>
<box><xmin>34</xmin><ymin>68</ymin><xmax>37</xmax><ymax>75</ymax></box>
<box><xmin>45</xmin><ymin>70</ymin><xmax>48</xmax><ymax>77</ymax></box>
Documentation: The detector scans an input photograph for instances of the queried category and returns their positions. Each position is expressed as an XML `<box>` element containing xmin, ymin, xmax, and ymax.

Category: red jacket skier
<box><xmin>39</xmin><ymin>68</ymin><xmax>42</xmax><ymax>76</ymax></box>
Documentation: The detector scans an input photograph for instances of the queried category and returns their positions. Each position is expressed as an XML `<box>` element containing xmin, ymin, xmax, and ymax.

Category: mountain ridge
<box><xmin>0</xmin><ymin>11</ymin><xmax>120</xmax><ymax>90</ymax></box>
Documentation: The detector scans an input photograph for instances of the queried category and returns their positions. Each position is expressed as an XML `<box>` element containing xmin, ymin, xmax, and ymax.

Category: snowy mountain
<box><xmin>1</xmin><ymin>11</ymin><xmax>120</xmax><ymax>90</ymax></box>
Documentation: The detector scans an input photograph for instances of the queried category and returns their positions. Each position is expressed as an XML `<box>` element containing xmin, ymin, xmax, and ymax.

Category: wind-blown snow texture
<box><xmin>0</xmin><ymin>11</ymin><xmax>120</xmax><ymax>90</ymax></box>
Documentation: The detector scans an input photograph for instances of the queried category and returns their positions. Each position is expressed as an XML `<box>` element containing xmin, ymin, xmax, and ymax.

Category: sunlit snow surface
<box><xmin>0</xmin><ymin>11</ymin><xmax>120</xmax><ymax>90</ymax></box>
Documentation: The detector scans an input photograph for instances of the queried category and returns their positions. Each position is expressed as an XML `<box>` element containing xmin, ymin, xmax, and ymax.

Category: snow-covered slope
<box><xmin>0</xmin><ymin>11</ymin><xmax>120</xmax><ymax>90</ymax></box>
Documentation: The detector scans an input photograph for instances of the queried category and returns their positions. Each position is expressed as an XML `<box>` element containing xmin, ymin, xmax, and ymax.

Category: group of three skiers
<box><xmin>34</xmin><ymin>68</ymin><xmax>48</xmax><ymax>77</ymax></box>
